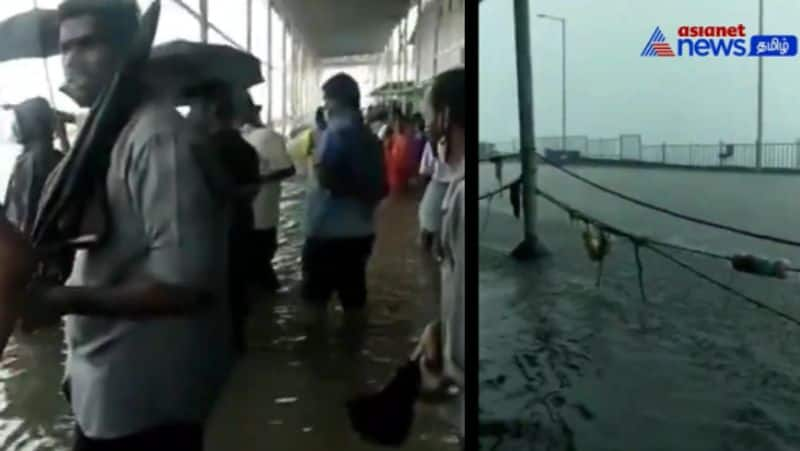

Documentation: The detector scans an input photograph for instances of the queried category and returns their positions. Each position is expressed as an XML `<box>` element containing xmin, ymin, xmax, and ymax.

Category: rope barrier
<box><xmin>646</xmin><ymin>245</ymin><xmax>800</xmax><ymax>327</ymax></box>
<box><xmin>478</xmin><ymin>177</ymin><xmax>520</xmax><ymax>201</ymax></box>
<box><xmin>535</xmin><ymin>187</ymin><xmax>800</xmax><ymax>328</ymax></box>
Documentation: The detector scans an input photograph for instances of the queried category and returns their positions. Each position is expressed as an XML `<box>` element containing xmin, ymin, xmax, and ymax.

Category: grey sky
<box><xmin>480</xmin><ymin>0</ymin><xmax>800</xmax><ymax>145</ymax></box>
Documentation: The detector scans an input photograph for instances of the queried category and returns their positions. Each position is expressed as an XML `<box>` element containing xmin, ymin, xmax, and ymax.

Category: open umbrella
<box><xmin>0</xmin><ymin>8</ymin><xmax>71</xmax><ymax>152</ymax></box>
<box><xmin>0</xmin><ymin>8</ymin><xmax>59</xmax><ymax>63</ymax></box>
<box><xmin>143</xmin><ymin>40</ymin><xmax>264</xmax><ymax>98</ymax></box>
<box><xmin>32</xmin><ymin>0</ymin><xmax>162</xmax><ymax>252</ymax></box>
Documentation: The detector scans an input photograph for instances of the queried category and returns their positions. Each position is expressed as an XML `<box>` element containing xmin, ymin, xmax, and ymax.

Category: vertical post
<box><xmin>282</xmin><ymin>24</ymin><xmax>288</xmax><ymax>135</ymax></box>
<box><xmin>511</xmin><ymin>0</ymin><xmax>540</xmax><ymax>259</ymax></box>
<box><xmin>756</xmin><ymin>0</ymin><xmax>764</xmax><ymax>169</ymax></box>
<box><xmin>246</xmin><ymin>0</ymin><xmax>252</xmax><ymax>52</ymax></box>
<box><xmin>796</xmin><ymin>139</ymin><xmax>800</xmax><ymax>168</ymax></box>
<box><xmin>636</xmin><ymin>135</ymin><xmax>642</xmax><ymax>161</ymax></box>
<box><xmin>405</xmin><ymin>16</ymin><xmax>410</xmax><ymax>82</ymax></box>
<box><xmin>399</xmin><ymin>18</ymin><xmax>406</xmax><ymax>83</ymax></box>
<box><xmin>32</xmin><ymin>0</ymin><xmax>69</xmax><ymax>152</ymax></box>
<box><xmin>266</xmin><ymin>1</ymin><xmax>272</xmax><ymax>123</ymax></box>
<box><xmin>297</xmin><ymin>44</ymin><xmax>303</xmax><ymax>116</ymax></box>
<box><xmin>662</xmin><ymin>142</ymin><xmax>667</xmax><ymax>164</ymax></box>
<box><xmin>200</xmin><ymin>0</ymin><xmax>208</xmax><ymax>43</ymax></box>
<box><xmin>433</xmin><ymin>1</ymin><xmax>442</xmax><ymax>76</ymax></box>
<box><xmin>416</xmin><ymin>0</ymin><xmax>422</xmax><ymax>85</ymax></box>
<box><xmin>561</xmin><ymin>19</ymin><xmax>566</xmax><ymax>153</ymax></box>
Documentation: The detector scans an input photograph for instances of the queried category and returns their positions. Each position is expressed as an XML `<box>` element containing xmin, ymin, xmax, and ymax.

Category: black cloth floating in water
<box><xmin>510</xmin><ymin>179</ymin><xmax>521</xmax><ymax>218</ymax></box>
<box><xmin>346</xmin><ymin>359</ymin><xmax>421</xmax><ymax>447</ymax></box>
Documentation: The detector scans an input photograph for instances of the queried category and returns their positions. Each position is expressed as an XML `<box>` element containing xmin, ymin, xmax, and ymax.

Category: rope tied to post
<box><xmin>534</xmin><ymin>187</ymin><xmax>800</xmax><ymax>328</ymax></box>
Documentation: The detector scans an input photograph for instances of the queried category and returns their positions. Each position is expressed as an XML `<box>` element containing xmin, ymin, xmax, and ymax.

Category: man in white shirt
<box><xmin>237</xmin><ymin>94</ymin><xmax>295</xmax><ymax>291</ymax></box>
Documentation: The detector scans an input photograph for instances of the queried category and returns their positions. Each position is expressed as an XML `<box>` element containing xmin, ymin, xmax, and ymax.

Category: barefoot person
<box><xmin>186</xmin><ymin>82</ymin><xmax>260</xmax><ymax>355</ymax></box>
<box><xmin>237</xmin><ymin>93</ymin><xmax>295</xmax><ymax>293</ymax></box>
<box><xmin>22</xmin><ymin>2</ymin><xmax>233</xmax><ymax>449</ymax></box>
<box><xmin>302</xmin><ymin>74</ymin><xmax>386</xmax><ymax>335</ymax></box>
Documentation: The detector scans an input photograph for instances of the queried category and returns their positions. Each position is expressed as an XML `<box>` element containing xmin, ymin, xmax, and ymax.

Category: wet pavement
<box><xmin>480</xmin><ymin>162</ymin><xmax>800</xmax><ymax>451</ymax></box>
<box><xmin>0</xmin><ymin>179</ymin><xmax>459</xmax><ymax>450</ymax></box>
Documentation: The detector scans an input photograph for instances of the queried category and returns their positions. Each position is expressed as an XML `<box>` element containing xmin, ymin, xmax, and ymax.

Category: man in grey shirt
<box><xmin>22</xmin><ymin>1</ymin><xmax>232</xmax><ymax>449</ymax></box>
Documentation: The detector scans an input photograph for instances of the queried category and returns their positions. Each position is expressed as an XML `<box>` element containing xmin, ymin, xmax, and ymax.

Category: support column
<box><xmin>433</xmin><ymin>0</ymin><xmax>442</xmax><ymax>76</ymax></box>
<box><xmin>511</xmin><ymin>0</ymin><xmax>544</xmax><ymax>260</ymax></box>
<box><xmin>266</xmin><ymin>0</ymin><xmax>272</xmax><ymax>123</ymax></box>
<box><xmin>401</xmin><ymin>17</ymin><xmax>407</xmax><ymax>82</ymax></box>
<box><xmin>282</xmin><ymin>24</ymin><xmax>288</xmax><ymax>134</ymax></box>
<box><xmin>200</xmin><ymin>0</ymin><xmax>208</xmax><ymax>43</ymax></box>
<box><xmin>246</xmin><ymin>0</ymin><xmax>252</xmax><ymax>51</ymax></box>
<box><xmin>416</xmin><ymin>0</ymin><xmax>422</xmax><ymax>85</ymax></box>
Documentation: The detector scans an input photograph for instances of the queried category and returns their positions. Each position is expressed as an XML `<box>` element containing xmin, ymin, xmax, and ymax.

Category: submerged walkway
<box><xmin>206</xmin><ymin>190</ymin><xmax>461</xmax><ymax>450</ymax></box>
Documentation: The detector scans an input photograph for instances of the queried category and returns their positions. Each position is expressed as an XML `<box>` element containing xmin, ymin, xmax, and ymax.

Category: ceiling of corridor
<box><xmin>272</xmin><ymin>0</ymin><xmax>412</xmax><ymax>58</ymax></box>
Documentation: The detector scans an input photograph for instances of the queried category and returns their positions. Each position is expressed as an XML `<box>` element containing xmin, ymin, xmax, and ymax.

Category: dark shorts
<box><xmin>72</xmin><ymin>423</ymin><xmax>204</xmax><ymax>451</ymax></box>
<box><xmin>301</xmin><ymin>235</ymin><xmax>375</xmax><ymax>311</ymax></box>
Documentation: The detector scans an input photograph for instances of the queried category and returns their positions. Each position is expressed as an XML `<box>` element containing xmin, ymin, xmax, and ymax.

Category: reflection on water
<box><xmin>0</xmin><ymin>330</ymin><xmax>71</xmax><ymax>450</ymax></box>
<box><xmin>480</xmin><ymin>163</ymin><xmax>800</xmax><ymax>451</ymax></box>
<box><xmin>206</xmin><ymin>181</ymin><xmax>458</xmax><ymax>451</ymax></box>
<box><xmin>0</xmin><ymin>179</ymin><xmax>457</xmax><ymax>450</ymax></box>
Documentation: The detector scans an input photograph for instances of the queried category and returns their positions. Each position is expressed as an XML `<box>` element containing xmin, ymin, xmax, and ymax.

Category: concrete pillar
<box><xmin>266</xmin><ymin>0</ymin><xmax>272</xmax><ymax>122</ymax></box>
<box><xmin>282</xmin><ymin>24</ymin><xmax>288</xmax><ymax>134</ymax></box>
<box><xmin>401</xmin><ymin>17</ymin><xmax>408</xmax><ymax>82</ymax></box>
<box><xmin>416</xmin><ymin>0</ymin><xmax>422</xmax><ymax>84</ymax></box>
<box><xmin>200</xmin><ymin>0</ymin><xmax>208</xmax><ymax>43</ymax></box>
<box><xmin>511</xmin><ymin>0</ymin><xmax>542</xmax><ymax>259</ymax></box>
<box><xmin>791</xmin><ymin>141</ymin><xmax>799</xmax><ymax>168</ymax></box>
<box><xmin>246</xmin><ymin>0</ymin><xmax>252</xmax><ymax>51</ymax></box>
<box><xmin>433</xmin><ymin>1</ymin><xmax>442</xmax><ymax>76</ymax></box>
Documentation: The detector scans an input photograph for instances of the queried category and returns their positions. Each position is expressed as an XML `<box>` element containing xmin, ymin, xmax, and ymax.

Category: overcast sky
<box><xmin>480</xmin><ymin>0</ymin><xmax>800</xmax><ymax>145</ymax></box>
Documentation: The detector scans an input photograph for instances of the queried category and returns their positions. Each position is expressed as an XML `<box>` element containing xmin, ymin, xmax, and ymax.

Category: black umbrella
<box><xmin>0</xmin><ymin>9</ymin><xmax>59</xmax><ymax>63</ymax></box>
<box><xmin>32</xmin><ymin>1</ymin><xmax>162</xmax><ymax>251</ymax></box>
<box><xmin>144</xmin><ymin>40</ymin><xmax>264</xmax><ymax>98</ymax></box>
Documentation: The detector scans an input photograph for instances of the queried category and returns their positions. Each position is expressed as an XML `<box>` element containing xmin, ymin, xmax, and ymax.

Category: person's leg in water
<box><xmin>335</xmin><ymin>235</ymin><xmax>375</xmax><ymax>352</ymax></box>
<box><xmin>247</xmin><ymin>228</ymin><xmax>280</xmax><ymax>292</ymax></box>
<box><xmin>72</xmin><ymin>422</ymin><xmax>204</xmax><ymax>451</ymax></box>
<box><xmin>230</xmin><ymin>230</ymin><xmax>250</xmax><ymax>354</ymax></box>
<box><xmin>301</xmin><ymin>237</ymin><xmax>334</xmax><ymax>340</ymax></box>
<box><xmin>262</xmin><ymin>227</ymin><xmax>280</xmax><ymax>290</ymax></box>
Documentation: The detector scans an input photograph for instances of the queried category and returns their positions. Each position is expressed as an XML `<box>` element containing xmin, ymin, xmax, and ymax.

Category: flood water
<box><xmin>480</xmin><ymin>162</ymin><xmax>800</xmax><ymax>451</ymax></box>
<box><xmin>0</xmin><ymin>179</ymin><xmax>459</xmax><ymax>450</ymax></box>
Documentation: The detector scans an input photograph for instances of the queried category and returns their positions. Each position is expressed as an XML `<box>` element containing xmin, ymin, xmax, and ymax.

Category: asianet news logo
<box><xmin>641</xmin><ymin>25</ymin><xmax>798</xmax><ymax>57</ymax></box>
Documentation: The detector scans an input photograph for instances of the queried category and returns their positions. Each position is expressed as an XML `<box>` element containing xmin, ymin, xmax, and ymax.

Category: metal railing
<box><xmin>480</xmin><ymin>135</ymin><xmax>800</xmax><ymax>170</ymax></box>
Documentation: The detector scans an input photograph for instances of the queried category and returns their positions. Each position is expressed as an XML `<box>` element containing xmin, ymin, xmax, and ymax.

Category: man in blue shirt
<box><xmin>302</xmin><ymin>73</ymin><xmax>386</xmax><ymax>332</ymax></box>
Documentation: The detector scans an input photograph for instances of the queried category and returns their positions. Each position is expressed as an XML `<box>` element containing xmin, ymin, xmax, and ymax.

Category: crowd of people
<box><xmin>0</xmin><ymin>1</ymin><xmax>465</xmax><ymax>450</ymax></box>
